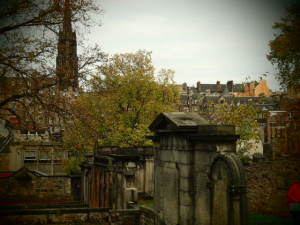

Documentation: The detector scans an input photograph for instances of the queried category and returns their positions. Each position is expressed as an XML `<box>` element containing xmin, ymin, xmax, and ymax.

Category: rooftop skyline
<box><xmin>86</xmin><ymin>0</ymin><xmax>298</xmax><ymax>91</ymax></box>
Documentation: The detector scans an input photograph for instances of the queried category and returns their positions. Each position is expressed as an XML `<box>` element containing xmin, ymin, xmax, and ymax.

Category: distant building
<box><xmin>0</xmin><ymin>120</ymin><xmax>70</xmax><ymax>175</ymax></box>
<box><xmin>234</xmin><ymin>79</ymin><xmax>272</xmax><ymax>97</ymax></box>
<box><xmin>181</xmin><ymin>80</ymin><xmax>272</xmax><ymax>97</ymax></box>
<box><xmin>178</xmin><ymin>80</ymin><xmax>281</xmax><ymax>158</ymax></box>
<box><xmin>178</xmin><ymin>79</ymin><xmax>300</xmax><ymax>159</ymax></box>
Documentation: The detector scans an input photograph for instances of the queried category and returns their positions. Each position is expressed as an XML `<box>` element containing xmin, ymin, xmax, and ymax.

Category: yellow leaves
<box><xmin>65</xmin><ymin>50</ymin><xmax>180</xmax><ymax>149</ymax></box>
<box><xmin>209</xmin><ymin>102</ymin><xmax>260</xmax><ymax>156</ymax></box>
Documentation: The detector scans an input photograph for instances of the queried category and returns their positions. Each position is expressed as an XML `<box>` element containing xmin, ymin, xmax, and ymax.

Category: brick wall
<box><xmin>246</xmin><ymin>155</ymin><xmax>300</xmax><ymax>216</ymax></box>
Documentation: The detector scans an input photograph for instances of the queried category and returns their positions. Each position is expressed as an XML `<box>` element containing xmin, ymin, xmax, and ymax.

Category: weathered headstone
<box><xmin>149</xmin><ymin>112</ymin><xmax>247</xmax><ymax>225</ymax></box>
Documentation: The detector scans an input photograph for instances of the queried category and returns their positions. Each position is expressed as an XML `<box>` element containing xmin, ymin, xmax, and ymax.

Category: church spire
<box><xmin>63</xmin><ymin>0</ymin><xmax>72</xmax><ymax>35</ymax></box>
<box><xmin>56</xmin><ymin>0</ymin><xmax>79</xmax><ymax>91</ymax></box>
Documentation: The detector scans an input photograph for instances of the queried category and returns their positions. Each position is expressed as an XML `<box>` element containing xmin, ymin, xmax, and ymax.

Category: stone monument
<box><xmin>149</xmin><ymin>112</ymin><xmax>247</xmax><ymax>225</ymax></box>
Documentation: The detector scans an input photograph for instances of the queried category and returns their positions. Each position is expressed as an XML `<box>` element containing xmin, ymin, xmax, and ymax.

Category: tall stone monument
<box><xmin>149</xmin><ymin>112</ymin><xmax>247</xmax><ymax>225</ymax></box>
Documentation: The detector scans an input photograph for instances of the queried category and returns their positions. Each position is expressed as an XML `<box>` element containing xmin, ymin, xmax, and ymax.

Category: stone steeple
<box><xmin>56</xmin><ymin>0</ymin><xmax>79</xmax><ymax>91</ymax></box>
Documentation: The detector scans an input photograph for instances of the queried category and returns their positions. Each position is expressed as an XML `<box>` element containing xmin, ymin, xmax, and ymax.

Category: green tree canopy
<box><xmin>64</xmin><ymin>50</ymin><xmax>180</xmax><ymax>152</ymax></box>
<box><xmin>208</xmin><ymin>102</ymin><xmax>260</xmax><ymax>158</ymax></box>
<box><xmin>267</xmin><ymin>4</ymin><xmax>300</xmax><ymax>91</ymax></box>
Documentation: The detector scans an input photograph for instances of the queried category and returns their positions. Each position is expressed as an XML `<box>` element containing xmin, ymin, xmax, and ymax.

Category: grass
<box><xmin>248</xmin><ymin>212</ymin><xmax>294</xmax><ymax>225</ymax></box>
<box><xmin>137</xmin><ymin>199</ymin><xmax>154</xmax><ymax>208</ymax></box>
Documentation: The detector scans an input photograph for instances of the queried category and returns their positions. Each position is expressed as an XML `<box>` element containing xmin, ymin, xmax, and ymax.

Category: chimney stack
<box><xmin>197</xmin><ymin>81</ymin><xmax>201</xmax><ymax>92</ymax></box>
<box><xmin>182</xmin><ymin>83</ymin><xmax>187</xmax><ymax>92</ymax></box>
<box><xmin>227</xmin><ymin>80</ymin><xmax>233</xmax><ymax>92</ymax></box>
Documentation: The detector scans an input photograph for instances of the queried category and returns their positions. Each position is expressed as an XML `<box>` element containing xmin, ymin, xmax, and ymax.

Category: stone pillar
<box><xmin>149</xmin><ymin>112</ymin><xmax>245</xmax><ymax>225</ymax></box>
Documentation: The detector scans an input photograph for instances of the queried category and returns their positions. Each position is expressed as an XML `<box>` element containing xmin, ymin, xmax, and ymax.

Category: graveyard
<box><xmin>1</xmin><ymin>1</ymin><xmax>300</xmax><ymax>224</ymax></box>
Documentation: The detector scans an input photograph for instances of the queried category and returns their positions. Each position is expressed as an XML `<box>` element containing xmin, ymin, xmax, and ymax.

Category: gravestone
<box><xmin>149</xmin><ymin>112</ymin><xmax>247</xmax><ymax>225</ymax></box>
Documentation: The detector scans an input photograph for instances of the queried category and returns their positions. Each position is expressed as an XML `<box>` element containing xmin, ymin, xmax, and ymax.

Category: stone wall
<box><xmin>0</xmin><ymin>208</ymin><xmax>140</xmax><ymax>225</ymax></box>
<box><xmin>0</xmin><ymin>144</ymin><xmax>23</xmax><ymax>171</ymax></box>
<box><xmin>0</xmin><ymin>151</ymin><xmax>10</xmax><ymax>170</ymax></box>
<box><xmin>126</xmin><ymin>158</ymin><xmax>154</xmax><ymax>197</ymax></box>
<box><xmin>139</xmin><ymin>206</ymin><xmax>166</xmax><ymax>225</ymax></box>
<box><xmin>0</xmin><ymin>130</ymin><xmax>70</xmax><ymax>174</ymax></box>
<box><xmin>0</xmin><ymin>207</ymin><xmax>166</xmax><ymax>225</ymax></box>
<box><xmin>82</xmin><ymin>146</ymin><xmax>155</xmax><ymax>209</ymax></box>
<box><xmin>94</xmin><ymin>146</ymin><xmax>155</xmax><ymax>196</ymax></box>
<box><xmin>246</xmin><ymin>155</ymin><xmax>300</xmax><ymax>216</ymax></box>
<box><xmin>0</xmin><ymin>171</ymin><xmax>72</xmax><ymax>202</ymax></box>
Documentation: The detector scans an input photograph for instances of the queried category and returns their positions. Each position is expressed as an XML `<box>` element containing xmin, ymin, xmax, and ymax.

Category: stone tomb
<box><xmin>81</xmin><ymin>146</ymin><xmax>154</xmax><ymax>209</ymax></box>
<box><xmin>149</xmin><ymin>112</ymin><xmax>247</xmax><ymax>225</ymax></box>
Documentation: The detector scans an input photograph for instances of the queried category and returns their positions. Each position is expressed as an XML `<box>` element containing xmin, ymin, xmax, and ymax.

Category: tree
<box><xmin>267</xmin><ymin>4</ymin><xmax>300</xmax><ymax>91</ymax></box>
<box><xmin>0</xmin><ymin>0</ymin><xmax>105</xmax><ymax>129</ymax></box>
<box><xmin>208</xmin><ymin>102</ymin><xmax>261</xmax><ymax>158</ymax></box>
<box><xmin>64</xmin><ymin>50</ymin><xmax>180</xmax><ymax>152</ymax></box>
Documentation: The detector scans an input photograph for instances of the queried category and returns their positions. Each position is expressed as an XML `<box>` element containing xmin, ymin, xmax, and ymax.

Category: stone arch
<box><xmin>210</xmin><ymin>154</ymin><xmax>247</xmax><ymax>225</ymax></box>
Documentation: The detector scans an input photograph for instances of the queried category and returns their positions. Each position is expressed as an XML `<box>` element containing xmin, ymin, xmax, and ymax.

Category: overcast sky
<box><xmin>87</xmin><ymin>0</ymin><xmax>298</xmax><ymax>91</ymax></box>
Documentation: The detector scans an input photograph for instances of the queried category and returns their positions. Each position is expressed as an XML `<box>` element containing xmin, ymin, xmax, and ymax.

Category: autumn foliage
<box><xmin>64</xmin><ymin>50</ymin><xmax>180</xmax><ymax>152</ymax></box>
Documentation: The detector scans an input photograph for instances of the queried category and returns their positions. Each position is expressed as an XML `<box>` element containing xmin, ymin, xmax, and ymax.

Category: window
<box><xmin>24</xmin><ymin>150</ymin><xmax>37</xmax><ymax>161</ymax></box>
